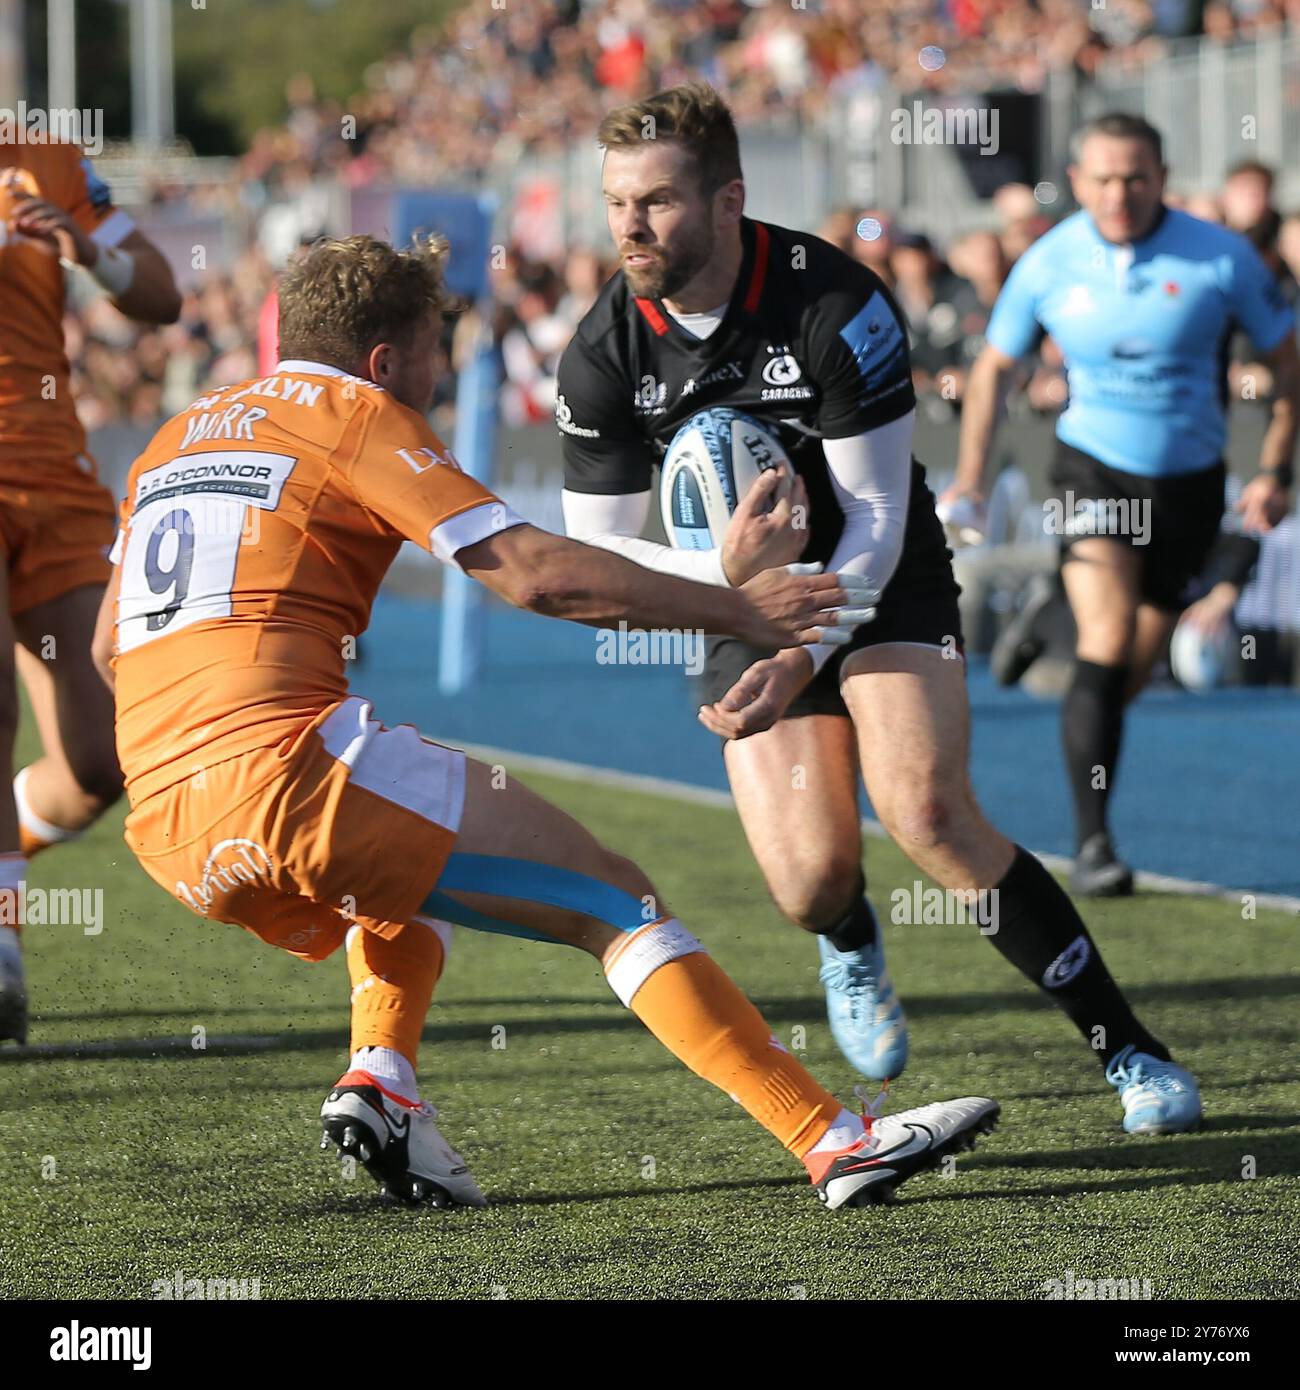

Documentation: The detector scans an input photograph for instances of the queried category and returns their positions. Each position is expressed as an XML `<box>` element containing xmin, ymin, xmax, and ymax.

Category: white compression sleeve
<box><xmin>801</xmin><ymin>411</ymin><xmax>916</xmax><ymax>675</ymax></box>
<box><xmin>561</xmin><ymin>488</ymin><xmax>730</xmax><ymax>586</ymax></box>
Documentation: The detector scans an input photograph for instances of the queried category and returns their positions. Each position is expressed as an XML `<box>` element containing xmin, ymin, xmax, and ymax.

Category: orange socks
<box><xmin>345</xmin><ymin>913</ymin><xmax>844</xmax><ymax>1158</ymax></box>
<box><xmin>346</xmin><ymin>916</ymin><xmax>448</xmax><ymax>1066</ymax></box>
<box><xmin>606</xmin><ymin>920</ymin><xmax>841</xmax><ymax>1159</ymax></box>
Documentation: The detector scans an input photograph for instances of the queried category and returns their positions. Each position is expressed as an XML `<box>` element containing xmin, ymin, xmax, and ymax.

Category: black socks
<box><xmin>988</xmin><ymin>846</ymin><xmax>1168</xmax><ymax>1065</ymax></box>
<box><xmin>1062</xmin><ymin>659</ymin><xmax>1129</xmax><ymax>848</ymax></box>
<box><xmin>822</xmin><ymin>874</ymin><xmax>878</xmax><ymax>954</ymax></box>
<box><xmin>810</xmin><ymin>851</ymin><xmax>1168</xmax><ymax>1068</ymax></box>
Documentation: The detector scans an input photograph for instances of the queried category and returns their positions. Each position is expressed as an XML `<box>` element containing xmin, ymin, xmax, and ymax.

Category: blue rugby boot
<box><xmin>1106</xmin><ymin>1045</ymin><xmax>1202</xmax><ymax>1134</ymax></box>
<box><xmin>817</xmin><ymin>929</ymin><xmax>909</xmax><ymax>1080</ymax></box>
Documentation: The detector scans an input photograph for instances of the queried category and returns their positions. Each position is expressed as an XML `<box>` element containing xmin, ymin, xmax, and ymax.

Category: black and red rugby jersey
<box><xmin>555</xmin><ymin>215</ymin><xmax>918</xmax><ymax>564</ymax></box>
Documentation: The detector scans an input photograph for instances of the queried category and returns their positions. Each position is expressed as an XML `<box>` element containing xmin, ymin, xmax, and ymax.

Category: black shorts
<box><xmin>1050</xmin><ymin>442</ymin><xmax>1225</xmax><ymax>611</ymax></box>
<box><xmin>694</xmin><ymin>460</ymin><xmax>963</xmax><ymax>719</ymax></box>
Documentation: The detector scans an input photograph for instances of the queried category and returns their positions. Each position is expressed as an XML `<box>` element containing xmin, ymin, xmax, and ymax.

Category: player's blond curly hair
<box><xmin>597</xmin><ymin>81</ymin><xmax>743</xmax><ymax>196</ymax></box>
<box><xmin>277</xmin><ymin>233</ymin><xmax>463</xmax><ymax>369</ymax></box>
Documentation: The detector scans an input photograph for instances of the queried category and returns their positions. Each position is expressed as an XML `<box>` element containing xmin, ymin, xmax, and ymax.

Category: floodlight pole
<box><xmin>0</xmin><ymin>0</ymin><xmax>23</xmax><ymax>108</ymax></box>
<box><xmin>48</xmin><ymin>0</ymin><xmax>75</xmax><ymax>112</ymax></box>
<box><xmin>130</xmin><ymin>0</ymin><xmax>173</xmax><ymax>146</ymax></box>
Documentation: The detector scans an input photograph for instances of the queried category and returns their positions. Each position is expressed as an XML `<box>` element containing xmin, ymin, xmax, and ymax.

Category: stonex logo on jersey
<box><xmin>680</xmin><ymin>360</ymin><xmax>744</xmax><ymax>397</ymax></box>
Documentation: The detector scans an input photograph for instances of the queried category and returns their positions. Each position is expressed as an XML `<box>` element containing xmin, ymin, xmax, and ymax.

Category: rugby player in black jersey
<box><xmin>557</xmin><ymin>83</ymin><xmax>1201</xmax><ymax>1135</ymax></box>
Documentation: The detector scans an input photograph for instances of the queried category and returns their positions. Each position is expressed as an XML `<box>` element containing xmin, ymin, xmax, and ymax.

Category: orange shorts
<box><xmin>123</xmin><ymin>696</ymin><xmax>466</xmax><ymax>962</ymax></box>
<box><xmin>0</xmin><ymin>455</ymin><xmax>115</xmax><ymax>614</ymax></box>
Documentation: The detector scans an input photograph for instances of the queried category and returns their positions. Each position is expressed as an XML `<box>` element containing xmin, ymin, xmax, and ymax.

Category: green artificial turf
<box><xmin>2</xmin><ymin>760</ymin><xmax>1297</xmax><ymax>1300</ymax></box>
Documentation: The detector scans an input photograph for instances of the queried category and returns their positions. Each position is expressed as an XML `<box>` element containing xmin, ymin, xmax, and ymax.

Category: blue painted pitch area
<box><xmin>361</xmin><ymin>593</ymin><xmax>1300</xmax><ymax>897</ymax></box>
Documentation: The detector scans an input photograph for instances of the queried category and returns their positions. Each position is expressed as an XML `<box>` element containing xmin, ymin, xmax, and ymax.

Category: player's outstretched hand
<box><xmin>737</xmin><ymin>562</ymin><xmax>879</xmax><ymax>649</ymax></box>
<box><xmin>720</xmin><ymin>463</ymin><xmax>810</xmax><ymax>584</ymax></box>
<box><xmin>698</xmin><ymin>653</ymin><xmax>808</xmax><ymax>740</ymax></box>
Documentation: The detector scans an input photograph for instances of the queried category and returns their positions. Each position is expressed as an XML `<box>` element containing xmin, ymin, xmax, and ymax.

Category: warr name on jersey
<box><xmin>179</xmin><ymin>402</ymin><xmax>269</xmax><ymax>448</ymax></box>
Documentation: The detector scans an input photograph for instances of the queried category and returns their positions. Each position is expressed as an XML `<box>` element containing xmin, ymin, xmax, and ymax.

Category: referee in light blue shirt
<box><xmin>945</xmin><ymin>113</ymin><xmax>1299</xmax><ymax>896</ymax></box>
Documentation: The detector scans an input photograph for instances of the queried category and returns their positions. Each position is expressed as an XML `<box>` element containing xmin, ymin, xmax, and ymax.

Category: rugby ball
<box><xmin>659</xmin><ymin>408</ymin><xmax>789</xmax><ymax>550</ymax></box>
<box><xmin>1169</xmin><ymin>616</ymin><xmax>1237</xmax><ymax>692</ymax></box>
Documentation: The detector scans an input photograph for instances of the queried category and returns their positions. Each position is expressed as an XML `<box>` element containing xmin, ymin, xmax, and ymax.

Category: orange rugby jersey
<box><xmin>0</xmin><ymin>142</ymin><xmax>134</xmax><ymax>468</ymax></box>
<box><xmin>110</xmin><ymin>360</ymin><xmax>522</xmax><ymax>802</ymax></box>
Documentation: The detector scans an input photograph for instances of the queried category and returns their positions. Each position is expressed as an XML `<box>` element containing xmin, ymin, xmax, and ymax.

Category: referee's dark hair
<box><xmin>1070</xmin><ymin>113</ymin><xmax>1165</xmax><ymax>167</ymax></box>
<box><xmin>597</xmin><ymin>81</ymin><xmax>743</xmax><ymax>197</ymax></box>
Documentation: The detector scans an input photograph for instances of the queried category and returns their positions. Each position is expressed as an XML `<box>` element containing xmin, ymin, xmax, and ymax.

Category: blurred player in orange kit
<box><xmin>90</xmin><ymin>234</ymin><xmax>998</xmax><ymax>1210</ymax></box>
<box><xmin>0</xmin><ymin>139</ymin><xmax>181</xmax><ymax>1042</ymax></box>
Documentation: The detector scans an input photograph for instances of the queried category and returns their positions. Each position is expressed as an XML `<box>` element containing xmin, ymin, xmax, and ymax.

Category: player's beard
<box><xmin>622</xmin><ymin>220</ymin><xmax>716</xmax><ymax>301</ymax></box>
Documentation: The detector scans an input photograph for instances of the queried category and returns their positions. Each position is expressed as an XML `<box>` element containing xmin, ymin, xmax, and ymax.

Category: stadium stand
<box><xmin>52</xmin><ymin>0</ymin><xmax>1300</xmax><ymax>667</ymax></box>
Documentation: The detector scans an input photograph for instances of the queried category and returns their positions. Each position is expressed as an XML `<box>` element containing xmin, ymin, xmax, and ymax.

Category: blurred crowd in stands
<box><xmin>489</xmin><ymin>163</ymin><xmax>1300</xmax><ymax>427</ymax></box>
<box><xmin>63</xmin><ymin>0</ymin><xmax>1300</xmax><ymax>437</ymax></box>
<box><xmin>226</xmin><ymin>0</ymin><xmax>1300</xmax><ymax>194</ymax></box>
<box><xmin>68</xmin><ymin>163</ymin><xmax>1300</xmax><ymax>441</ymax></box>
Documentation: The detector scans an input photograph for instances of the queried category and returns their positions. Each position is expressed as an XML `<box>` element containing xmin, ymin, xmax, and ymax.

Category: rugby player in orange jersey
<box><xmin>91</xmin><ymin>234</ymin><xmax>998</xmax><ymax>1209</ymax></box>
<box><xmin>0</xmin><ymin>140</ymin><xmax>180</xmax><ymax>1043</ymax></box>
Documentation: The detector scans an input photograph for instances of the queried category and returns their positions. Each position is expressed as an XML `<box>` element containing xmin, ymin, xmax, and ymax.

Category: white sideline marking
<box><xmin>457</xmin><ymin>741</ymin><xmax>1300</xmax><ymax>915</ymax></box>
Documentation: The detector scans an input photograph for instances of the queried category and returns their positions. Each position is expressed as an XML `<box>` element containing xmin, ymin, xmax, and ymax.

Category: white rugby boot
<box><xmin>320</xmin><ymin>1070</ymin><xmax>486</xmax><ymax>1208</ymax></box>
<box><xmin>805</xmin><ymin>1095</ymin><xmax>1000</xmax><ymax>1209</ymax></box>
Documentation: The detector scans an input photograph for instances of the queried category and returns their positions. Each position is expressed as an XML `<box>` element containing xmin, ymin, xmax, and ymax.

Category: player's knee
<box><xmin>772</xmin><ymin>857</ymin><xmax>862</xmax><ymax>931</ymax></box>
<box><xmin>1076</xmin><ymin>615</ymin><xmax>1136</xmax><ymax>665</ymax></box>
<box><xmin>888</xmin><ymin>787</ymin><xmax>963</xmax><ymax>855</ymax></box>
<box><xmin>597</xmin><ymin>848</ymin><xmax>660</xmax><ymax>919</ymax></box>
